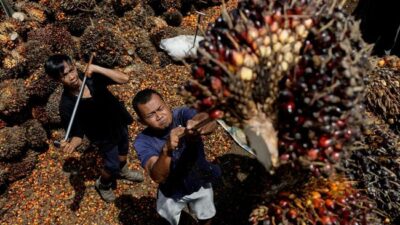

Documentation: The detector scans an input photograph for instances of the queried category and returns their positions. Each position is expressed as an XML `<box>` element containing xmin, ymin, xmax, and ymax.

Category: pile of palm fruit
<box><xmin>183</xmin><ymin>0</ymin><xmax>400</xmax><ymax>223</ymax></box>
<box><xmin>0</xmin><ymin>0</ymin><xmax>221</xmax><ymax>196</ymax></box>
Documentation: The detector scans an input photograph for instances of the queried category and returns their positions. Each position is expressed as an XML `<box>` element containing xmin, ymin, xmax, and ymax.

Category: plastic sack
<box><xmin>159</xmin><ymin>35</ymin><xmax>204</xmax><ymax>61</ymax></box>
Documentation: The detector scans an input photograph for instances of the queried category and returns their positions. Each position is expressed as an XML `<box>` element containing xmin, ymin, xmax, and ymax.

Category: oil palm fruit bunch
<box><xmin>183</xmin><ymin>0</ymin><xmax>368</xmax><ymax>172</ymax></box>
<box><xmin>343</xmin><ymin>111</ymin><xmax>400</xmax><ymax>221</ymax></box>
<box><xmin>276</xmin><ymin>5</ymin><xmax>368</xmax><ymax>175</ymax></box>
<box><xmin>27</xmin><ymin>24</ymin><xmax>77</xmax><ymax>57</ymax></box>
<box><xmin>80</xmin><ymin>24</ymin><xmax>126</xmax><ymax>67</ymax></box>
<box><xmin>25</xmin><ymin>68</ymin><xmax>58</xmax><ymax>100</ymax></box>
<box><xmin>249</xmin><ymin>176</ymin><xmax>382</xmax><ymax>225</ymax></box>
<box><xmin>0</xmin><ymin>126</ymin><xmax>27</xmax><ymax>161</ymax></box>
<box><xmin>0</xmin><ymin>79</ymin><xmax>29</xmax><ymax>117</ymax></box>
<box><xmin>365</xmin><ymin>57</ymin><xmax>400</xmax><ymax>130</ymax></box>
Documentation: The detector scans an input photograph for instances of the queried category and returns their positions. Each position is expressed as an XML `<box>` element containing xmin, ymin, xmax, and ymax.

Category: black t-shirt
<box><xmin>59</xmin><ymin>73</ymin><xmax>133</xmax><ymax>144</ymax></box>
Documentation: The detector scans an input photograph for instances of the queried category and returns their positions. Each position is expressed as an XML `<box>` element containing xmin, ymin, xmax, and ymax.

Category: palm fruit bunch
<box><xmin>39</xmin><ymin>0</ymin><xmax>94</xmax><ymax>36</ymax></box>
<box><xmin>0</xmin><ymin>18</ymin><xmax>23</xmax><ymax>51</ymax></box>
<box><xmin>15</xmin><ymin>1</ymin><xmax>48</xmax><ymax>24</ymax></box>
<box><xmin>80</xmin><ymin>24</ymin><xmax>126</xmax><ymax>67</ymax></box>
<box><xmin>47</xmin><ymin>86</ymin><xmax>63</xmax><ymax>124</ymax></box>
<box><xmin>6</xmin><ymin>150</ymin><xmax>38</xmax><ymax>183</ymax></box>
<box><xmin>249</xmin><ymin>176</ymin><xmax>382</xmax><ymax>225</ymax></box>
<box><xmin>25</xmin><ymin>68</ymin><xmax>59</xmax><ymax>100</ymax></box>
<box><xmin>0</xmin><ymin>126</ymin><xmax>27</xmax><ymax>161</ymax></box>
<box><xmin>146</xmin><ymin>0</ymin><xmax>184</xmax><ymax>26</ymax></box>
<box><xmin>24</xmin><ymin>41</ymin><xmax>53</xmax><ymax>73</ymax></box>
<box><xmin>182</xmin><ymin>0</ymin><xmax>368</xmax><ymax>172</ymax></box>
<box><xmin>0</xmin><ymin>79</ymin><xmax>29</xmax><ymax>117</ymax></box>
<box><xmin>22</xmin><ymin>119</ymin><xmax>48</xmax><ymax>151</ymax></box>
<box><xmin>182</xmin><ymin>0</ymin><xmax>314</xmax><ymax>126</ymax></box>
<box><xmin>59</xmin><ymin>0</ymin><xmax>97</xmax><ymax>14</ymax></box>
<box><xmin>365</xmin><ymin>56</ymin><xmax>400</xmax><ymax>130</ymax></box>
<box><xmin>0</xmin><ymin>19</ymin><xmax>27</xmax><ymax>79</ymax></box>
<box><xmin>0</xmin><ymin>163</ymin><xmax>8</xmax><ymax>191</ymax></box>
<box><xmin>112</xmin><ymin>0</ymin><xmax>140</xmax><ymax>16</ymax></box>
<box><xmin>56</xmin><ymin>12</ymin><xmax>91</xmax><ymax>36</ymax></box>
<box><xmin>342</xmin><ymin>111</ymin><xmax>400</xmax><ymax>222</ymax></box>
<box><xmin>27</xmin><ymin>24</ymin><xmax>77</xmax><ymax>57</ymax></box>
<box><xmin>276</xmin><ymin>5</ymin><xmax>368</xmax><ymax>175</ymax></box>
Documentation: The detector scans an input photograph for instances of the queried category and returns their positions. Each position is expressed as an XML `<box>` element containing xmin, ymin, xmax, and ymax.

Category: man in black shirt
<box><xmin>45</xmin><ymin>54</ymin><xmax>143</xmax><ymax>202</ymax></box>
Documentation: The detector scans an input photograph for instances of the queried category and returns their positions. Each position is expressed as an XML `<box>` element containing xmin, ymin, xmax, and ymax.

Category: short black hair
<box><xmin>132</xmin><ymin>89</ymin><xmax>163</xmax><ymax>118</ymax></box>
<box><xmin>44</xmin><ymin>54</ymin><xmax>73</xmax><ymax>80</ymax></box>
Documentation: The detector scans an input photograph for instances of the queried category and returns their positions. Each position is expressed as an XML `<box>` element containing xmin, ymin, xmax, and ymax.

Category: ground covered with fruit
<box><xmin>1</xmin><ymin>0</ymin><xmax>400</xmax><ymax>225</ymax></box>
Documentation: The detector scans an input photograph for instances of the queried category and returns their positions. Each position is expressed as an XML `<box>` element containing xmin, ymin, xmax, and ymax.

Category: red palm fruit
<box><xmin>307</xmin><ymin>148</ymin><xmax>319</xmax><ymax>160</ymax></box>
<box><xmin>279</xmin><ymin>200</ymin><xmax>288</xmax><ymax>208</ymax></box>
<box><xmin>209</xmin><ymin>109</ymin><xmax>224</xmax><ymax>119</ymax></box>
<box><xmin>313</xmin><ymin>198</ymin><xmax>324</xmax><ymax>208</ymax></box>
<box><xmin>280</xmin><ymin>153</ymin><xmax>290</xmax><ymax>161</ymax></box>
<box><xmin>319</xmin><ymin>136</ymin><xmax>333</xmax><ymax>148</ymax></box>
<box><xmin>320</xmin><ymin>216</ymin><xmax>333</xmax><ymax>225</ymax></box>
<box><xmin>193</xmin><ymin>66</ymin><xmax>205</xmax><ymax>79</ymax></box>
<box><xmin>325</xmin><ymin>199</ymin><xmax>335</xmax><ymax>210</ymax></box>
<box><xmin>210</xmin><ymin>76</ymin><xmax>222</xmax><ymax>91</ymax></box>
<box><xmin>311</xmin><ymin>191</ymin><xmax>321</xmax><ymax>199</ymax></box>
<box><xmin>201</xmin><ymin>97</ymin><xmax>214</xmax><ymax>107</ymax></box>
<box><xmin>287</xmin><ymin>209</ymin><xmax>298</xmax><ymax>220</ymax></box>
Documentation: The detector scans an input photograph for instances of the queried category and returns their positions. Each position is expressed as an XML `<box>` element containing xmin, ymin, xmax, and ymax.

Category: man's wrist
<box><xmin>161</xmin><ymin>145</ymin><xmax>173</xmax><ymax>157</ymax></box>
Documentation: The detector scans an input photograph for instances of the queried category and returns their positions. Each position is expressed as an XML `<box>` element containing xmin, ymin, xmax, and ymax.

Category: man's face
<box><xmin>137</xmin><ymin>94</ymin><xmax>173</xmax><ymax>130</ymax></box>
<box><xmin>60</xmin><ymin>61</ymin><xmax>80</xmax><ymax>89</ymax></box>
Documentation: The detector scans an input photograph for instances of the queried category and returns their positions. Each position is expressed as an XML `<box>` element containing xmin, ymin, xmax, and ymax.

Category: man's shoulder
<box><xmin>172</xmin><ymin>107</ymin><xmax>197</xmax><ymax>118</ymax></box>
<box><xmin>134</xmin><ymin>128</ymin><xmax>157</xmax><ymax>146</ymax></box>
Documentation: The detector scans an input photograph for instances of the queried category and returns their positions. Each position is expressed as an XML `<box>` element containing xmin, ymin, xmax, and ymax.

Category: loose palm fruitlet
<box><xmin>277</xmin><ymin>6</ymin><xmax>368</xmax><ymax>175</ymax></box>
<box><xmin>249</xmin><ymin>176</ymin><xmax>382</xmax><ymax>225</ymax></box>
<box><xmin>342</xmin><ymin>111</ymin><xmax>400</xmax><ymax>221</ymax></box>
<box><xmin>182</xmin><ymin>0</ymin><xmax>315</xmax><ymax>126</ymax></box>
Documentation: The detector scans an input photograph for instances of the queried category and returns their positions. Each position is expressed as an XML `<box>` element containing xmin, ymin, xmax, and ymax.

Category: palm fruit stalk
<box><xmin>277</xmin><ymin>5</ymin><xmax>368</xmax><ymax>176</ymax></box>
<box><xmin>342</xmin><ymin>111</ymin><xmax>400</xmax><ymax>222</ymax></box>
<box><xmin>249</xmin><ymin>176</ymin><xmax>383</xmax><ymax>225</ymax></box>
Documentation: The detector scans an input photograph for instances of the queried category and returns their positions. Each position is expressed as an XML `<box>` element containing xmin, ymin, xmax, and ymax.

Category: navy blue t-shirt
<box><xmin>133</xmin><ymin>107</ymin><xmax>221</xmax><ymax>199</ymax></box>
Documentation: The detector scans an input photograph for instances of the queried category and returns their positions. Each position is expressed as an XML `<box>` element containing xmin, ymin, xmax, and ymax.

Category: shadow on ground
<box><xmin>62</xmin><ymin>147</ymin><xmax>100</xmax><ymax>211</ymax></box>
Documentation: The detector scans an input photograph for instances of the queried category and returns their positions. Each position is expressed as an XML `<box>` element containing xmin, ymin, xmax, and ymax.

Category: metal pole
<box><xmin>0</xmin><ymin>0</ymin><xmax>14</xmax><ymax>17</ymax></box>
<box><xmin>54</xmin><ymin>53</ymin><xmax>95</xmax><ymax>148</ymax></box>
<box><xmin>193</xmin><ymin>11</ymin><xmax>206</xmax><ymax>48</ymax></box>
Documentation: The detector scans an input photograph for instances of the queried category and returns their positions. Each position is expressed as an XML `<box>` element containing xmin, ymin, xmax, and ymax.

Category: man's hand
<box><xmin>60</xmin><ymin>137</ymin><xmax>82</xmax><ymax>154</ymax></box>
<box><xmin>164</xmin><ymin>126</ymin><xmax>185</xmax><ymax>153</ymax></box>
<box><xmin>60</xmin><ymin>140</ymin><xmax>76</xmax><ymax>154</ymax></box>
<box><xmin>186</xmin><ymin>112</ymin><xmax>217</xmax><ymax>136</ymax></box>
<box><xmin>85</xmin><ymin>64</ymin><xmax>98</xmax><ymax>78</ymax></box>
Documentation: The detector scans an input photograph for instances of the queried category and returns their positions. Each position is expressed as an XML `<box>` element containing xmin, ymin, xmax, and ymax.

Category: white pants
<box><xmin>156</xmin><ymin>184</ymin><xmax>216</xmax><ymax>225</ymax></box>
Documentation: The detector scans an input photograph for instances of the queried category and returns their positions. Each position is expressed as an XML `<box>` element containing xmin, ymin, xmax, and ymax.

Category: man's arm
<box><xmin>144</xmin><ymin>127</ymin><xmax>185</xmax><ymax>183</ymax></box>
<box><xmin>87</xmin><ymin>64</ymin><xmax>129</xmax><ymax>84</ymax></box>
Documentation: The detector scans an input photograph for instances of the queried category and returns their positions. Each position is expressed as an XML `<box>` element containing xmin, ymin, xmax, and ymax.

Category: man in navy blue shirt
<box><xmin>132</xmin><ymin>89</ymin><xmax>220</xmax><ymax>225</ymax></box>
